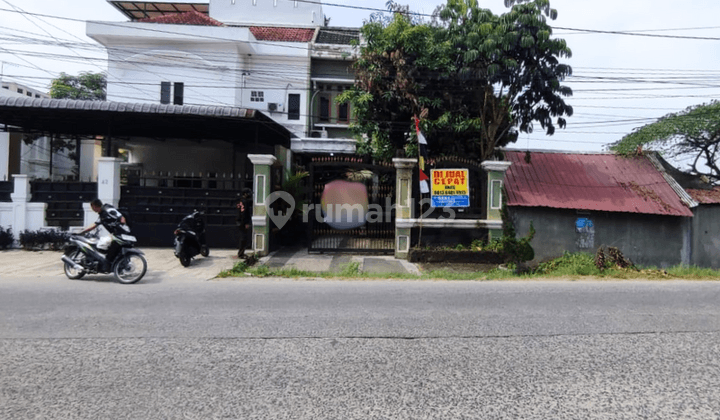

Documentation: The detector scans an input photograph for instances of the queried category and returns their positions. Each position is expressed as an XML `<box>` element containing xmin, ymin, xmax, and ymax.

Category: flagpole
<box><xmin>415</xmin><ymin>116</ymin><xmax>429</xmax><ymax>249</ymax></box>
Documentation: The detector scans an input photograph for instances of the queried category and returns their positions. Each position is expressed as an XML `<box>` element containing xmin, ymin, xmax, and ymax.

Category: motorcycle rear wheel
<box><xmin>200</xmin><ymin>245</ymin><xmax>209</xmax><ymax>257</ymax></box>
<box><xmin>179</xmin><ymin>253</ymin><xmax>191</xmax><ymax>267</ymax></box>
<box><xmin>63</xmin><ymin>248</ymin><xmax>85</xmax><ymax>280</ymax></box>
<box><xmin>114</xmin><ymin>254</ymin><xmax>147</xmax><ymax>284</ymax></box>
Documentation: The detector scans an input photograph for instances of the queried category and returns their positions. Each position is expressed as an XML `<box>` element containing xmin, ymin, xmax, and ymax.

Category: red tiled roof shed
<box><xmin>249</xmin><ymin>27</ymin><xmax>315</xmax><ymax>42</ymax></box>
<box><xmin>136</xmin><ymin>14</ymin><xmax>315</xmax><ymax>42</ymax></box>
<box><xmin>503</xmin><ymin>151</ymin><xmax>693</xmax><ymax>217</ymax></box>
<box><xmin>139</xmin><ymin>10</ymin><xmax>224</xmax><ymax>26</ymax></box>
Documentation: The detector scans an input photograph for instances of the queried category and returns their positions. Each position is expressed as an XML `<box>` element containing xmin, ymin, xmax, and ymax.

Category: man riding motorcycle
<box><xmin>79</xmin><ymin>199</ymin><xmax>131</xmax><ymax>272</ymax></box>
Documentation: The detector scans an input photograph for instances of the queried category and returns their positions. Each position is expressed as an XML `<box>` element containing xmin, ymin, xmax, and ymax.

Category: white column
<box><xmin>97</xmin><ymin>157</ymin><xmax>122</xmax><ymax>207</ymax></box>
<box><xmin>79</xmin><ymin>139</ymin><xmax>101</xmax><ymax>182</ymax></box>
<box><xmin>9</xmin><ymin>174</ymin><xmax>46</xmax><ymax>236</ymax></box>
<box><xmin>0</xmin><ymin>132</ymin><xmax>9</xmax><ymax>181</ymax></box>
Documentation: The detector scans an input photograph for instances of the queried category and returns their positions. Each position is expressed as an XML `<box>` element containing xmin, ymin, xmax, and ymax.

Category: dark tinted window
<box><xmin>288</xmin><ymin>94</ymin><xmax>300</xmax><ymax>120</ymax></box>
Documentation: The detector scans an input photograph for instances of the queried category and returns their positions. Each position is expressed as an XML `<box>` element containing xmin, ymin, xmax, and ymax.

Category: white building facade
<box><xmin>87</xmin><ymin>0</ymin><xmax>357</xmax><ymax>158</ymax></box>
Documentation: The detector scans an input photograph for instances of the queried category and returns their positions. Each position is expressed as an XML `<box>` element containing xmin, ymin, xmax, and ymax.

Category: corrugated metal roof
<box><xmin>109</xmin><ymin>1</ymin><xmax>210</xmax><ymax>21</ymax></box>
<box><xmin>249</xmin><ymin>27</ymin><xmax>315</xmax><ymax>42</ymax></box>
<box><xmin>0</xmin><ymin>96</ymin><xmax>293</xmax><ymax>146</ymax></box>
<box><xmin>503</xmin><ymin>150</ymin><xmax>693</xmax><ymax>217</ymax></box>
<box><xmin>0</xmin><ymin>96</ymin><xmax>256</xmax><ymax>118</ymax></box>
<box><xmin>687</xmin><ymin>187</ymin><xmax>720</xmax><ymax>204</ymax></box>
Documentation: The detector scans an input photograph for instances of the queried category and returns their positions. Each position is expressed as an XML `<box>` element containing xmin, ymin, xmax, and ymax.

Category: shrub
<box><xmin>18</xmin><ymin>229</ymin><xmax>70</xmax><ymax>250</ymax></box>
<box><xmin>535</xmin><ymin>252</ymin><xmax>603</xmax><ymax>276</ymax></box>
<box><xmin>0</xmin><ymin>226</ymin><xmax>13</xmax><ymax>250</ymax></box>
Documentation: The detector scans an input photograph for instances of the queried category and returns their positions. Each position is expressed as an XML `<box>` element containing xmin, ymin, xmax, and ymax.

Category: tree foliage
<box><xmin>22</xmin><ymin>72</ymin><xmax>107</xmax><ymax>164</ymax></box>
<box><xmin>610</xmin><ymin>100</ymin><xmax>720</xmax><ymax>183</ymax></box>
<box><xmin>49</xmin><ymin>71</ymin><xmax>106</xmax><ymax>101</ymax></box>
<box><xmin>342</xmin><ymin>0</ymin><xmax>573</xmax><ymax>161</ymax></box>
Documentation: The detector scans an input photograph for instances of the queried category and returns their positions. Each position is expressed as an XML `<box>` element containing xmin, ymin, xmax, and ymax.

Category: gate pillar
<box><xmin>79</xmin><ymin>139</ymin><xmax>102</xmax><ymax>182</ymax></box>
<box><xmin>481</xmin><ymin>161</ymin><xmax>512</xmax><ymax>241</ymax></box>
<box><xmin>82</xmin><ymin>157</ymin><xmax>122</xmax><ymax>229</ymax></box>
<box><xmin>248</xmin><ymin>154</ymin><xmax>277</xmax><ymax>257</ymax></box>
<box><xmin>0</xmin><ymin>132</ymin><xmax>9</xmax><ymax>181</ymax></box>
<box><xmin>2</xmin><ymin>175</ymin><xmax>46</xmax><ymax>242</ymax></box>
<box><xmin>97</xmin><ymin>157</ymin><xmax>122</xmax><ymax>207</ymax></box>
<box><xmin>393</xmin><ymin>158</ymin><xmax>417</xmax><ymax>259</ymax></box>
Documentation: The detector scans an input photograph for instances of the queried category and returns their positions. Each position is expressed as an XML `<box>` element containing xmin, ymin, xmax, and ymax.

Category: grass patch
<box><xmin>218</xmin><ymin>252</ymin><xmax>720</xmax><ymax>281</ymax></box>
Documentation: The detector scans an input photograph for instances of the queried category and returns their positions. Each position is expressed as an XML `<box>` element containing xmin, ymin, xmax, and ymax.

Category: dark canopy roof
<box><xmin>0</xmin><ymin>97</ymin><xmax>292</xmax><ymax>147</ymax></box>
<box><xmin>108</xmin><ymin>1</ymin><xmax>209</xmax><ymax>21</ymax></box>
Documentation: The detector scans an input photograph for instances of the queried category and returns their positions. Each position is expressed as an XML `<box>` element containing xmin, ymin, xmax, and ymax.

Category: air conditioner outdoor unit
<box><xmin>267</xmin><ymin>103</ymin><xmax>278</xmax><ymax>112</ymax></box>
<box><xmin>311</xmin><ymin>130</ymin><xmax>328</xmax><ymax>138</ymax></box>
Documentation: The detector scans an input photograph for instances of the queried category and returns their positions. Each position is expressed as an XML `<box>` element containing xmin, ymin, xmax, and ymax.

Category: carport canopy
<box><xmin>0</xmin><ymin>96</ymin><xmax>292</xmax><ymax>147</ymax></box>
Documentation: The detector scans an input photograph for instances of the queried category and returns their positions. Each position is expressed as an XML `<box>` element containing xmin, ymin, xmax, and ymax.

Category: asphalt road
<box><xmin>2</xmin><ymin>277</ymin><xmax>720</xmax><ymax>419</ymax></box>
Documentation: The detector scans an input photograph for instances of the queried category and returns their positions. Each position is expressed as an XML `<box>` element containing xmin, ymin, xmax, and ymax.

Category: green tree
<box><xmin>610</xmin><ymin>100</ymin><xmax>720</xmax><ymax>183</ymax></box>
<box><xmin>21</xmin><ymin>72</ymin><xmax>107</xmax><ymax>175</ymax></box>
<box><xmin>342</xmin><ymin>0</ymin><xmax>573</xmax><ymax>161</ymax></box>
<box><xmin>49</xmin><ymin>71</ymin><xmax>106</xmax><ymax>101</ymax></box>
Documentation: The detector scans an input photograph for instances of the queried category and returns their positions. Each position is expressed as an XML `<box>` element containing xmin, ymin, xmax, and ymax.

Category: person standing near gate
<box><xmin>236</xmin><ymin>188</ymin><xmax>253</xmax><ymax>258</ymax></box>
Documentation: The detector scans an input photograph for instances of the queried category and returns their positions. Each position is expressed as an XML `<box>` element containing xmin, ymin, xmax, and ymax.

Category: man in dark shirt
<box><xmin>236</xmin><ymin>188</ymin><xmax>253</xmax><ymax>258</ymax></box>
<box><xmin>80</xmin><ymin>199</ymin><xmax>130</xmax><ymax>271</ymax></box>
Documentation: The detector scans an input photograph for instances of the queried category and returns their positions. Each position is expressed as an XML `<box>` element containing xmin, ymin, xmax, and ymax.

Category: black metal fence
<box><xmin>0</xmin><ymin>181</ymin><xmax>11</xmax><ymax>202</ymax></box>
<box><xmin>120</xmin><ymin>171</ymin><xmax>252</xmax><ymax>248</ymax></box>
<box><xmin>30</xmin><ymin>181</ymin><xmax>97</xmax><ymax>229</ymax></box>
<box><xmin>307</xmin><ymin>156</ymin><xmax>395</xmax><ymax>253</ymax></box>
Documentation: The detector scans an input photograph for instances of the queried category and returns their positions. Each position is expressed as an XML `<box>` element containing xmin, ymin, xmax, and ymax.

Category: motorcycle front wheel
<box><xmin>63</xmin><ymin>248</ymin><xmax>85</xmax><ymax>280</ymax></box>
<box><xmin>114</xmin><ymin>254</ymin><xmax>147</xmax><ymax>284</ymax></box>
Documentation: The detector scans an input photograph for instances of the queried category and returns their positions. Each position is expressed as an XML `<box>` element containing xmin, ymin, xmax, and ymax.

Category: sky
<box><xmin>1</xmin><ymin>0</ymin><xmax>719</xmax><ymax>160</ymax></box>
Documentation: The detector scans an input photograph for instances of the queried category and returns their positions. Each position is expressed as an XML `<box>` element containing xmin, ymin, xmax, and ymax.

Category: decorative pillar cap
<box><xmin>392</xmin><ymin>158</ymin><xmax>418</xmax><ymax>169</ymax></box>
<box><xmin>481</xmin><ymin>161</ymin><xmax>512</xmax><ymax>172</ymax></box>
<box><xmin>248</xmin><ymin>154</ymin><xmax>277</xmax><ymax>166</ymax></box>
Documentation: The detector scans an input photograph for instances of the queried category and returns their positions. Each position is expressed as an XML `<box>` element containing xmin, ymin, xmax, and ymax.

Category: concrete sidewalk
<box><xmin>0</xmin><ymin>246</ymin><xmax>421</xmax><ymax>280</ymax></box>
<box><xmin>258</xmin><ymin>246</ymin><xmax>421</xmax><ymax>276</ymax></box>
<box><xmin>0</xmin><ymin>248</ymin><xmax>240</xmax><ymax>281</ymax></box>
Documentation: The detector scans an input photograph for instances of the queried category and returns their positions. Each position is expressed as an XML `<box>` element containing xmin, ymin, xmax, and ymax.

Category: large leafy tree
<box><xmin>610</xmin><ymin>100</ymin><xmax>720</xmax><ymax>183</ymax></box>
<box><xmin>342</xmin><ymin>0</ymin><xmax>573</xmax><ymax>161</ymax></box>
<box><xmin>49</xmin><ymin>71</ymin><xmax>106</xmax><ymax>101</ymax></box>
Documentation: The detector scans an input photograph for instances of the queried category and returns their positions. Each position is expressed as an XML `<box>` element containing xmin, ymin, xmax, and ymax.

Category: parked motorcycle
<box><xmin>173</xmin><ymin>210</ymin><xmax>209</xmax><ymax>267</ymax></box>
<box><xmin>61</xmin><ymin>231</ymin><xmax>147</xmax><ymax>284</ymax></box>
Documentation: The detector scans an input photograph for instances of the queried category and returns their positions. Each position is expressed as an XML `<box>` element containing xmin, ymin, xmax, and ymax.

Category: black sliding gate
<box><xmin>119</xmin><ymin>171</ymin><xmax>251</xmax><ymax>248</ymax></box>
<box><xmin>307</xmin><ymin>157</ymin><xmax>395</xmax><ymax>253</ymax></box>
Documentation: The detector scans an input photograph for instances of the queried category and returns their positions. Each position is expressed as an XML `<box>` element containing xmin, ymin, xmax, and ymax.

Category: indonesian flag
<box><xmin>415</xmin><ymin>116</ymin><xmax>430</xmax><ymax>194</ymax></box>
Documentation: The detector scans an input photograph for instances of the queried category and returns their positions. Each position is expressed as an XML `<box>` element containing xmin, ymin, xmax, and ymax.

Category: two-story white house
<box><xmin>86</xmin><ymin>0</ymin><xmax>359</xmax><ymax>168</ymax></box>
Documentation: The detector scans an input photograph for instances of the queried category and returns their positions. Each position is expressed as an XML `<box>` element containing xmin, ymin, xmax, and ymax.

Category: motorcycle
<box><xmin>61</xmin><ymin>230</ymin><xmax>147</xmax><ymax>284</ymax></box>
<box><xmin>173</xmin><ymin>210</ymin><xmax>209</xmax><ymax>267</ymax></box>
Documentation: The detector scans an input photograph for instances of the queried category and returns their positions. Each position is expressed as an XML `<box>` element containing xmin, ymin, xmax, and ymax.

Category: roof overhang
<box><xmin>108</xmin><ymin>1</ymin><xmax>209</xmax><ymax>21</ymax></box>
<box><xmin>0</xmin><ymin>97</ymin><xmax>292</xmax><ymax>147</ymax></box>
